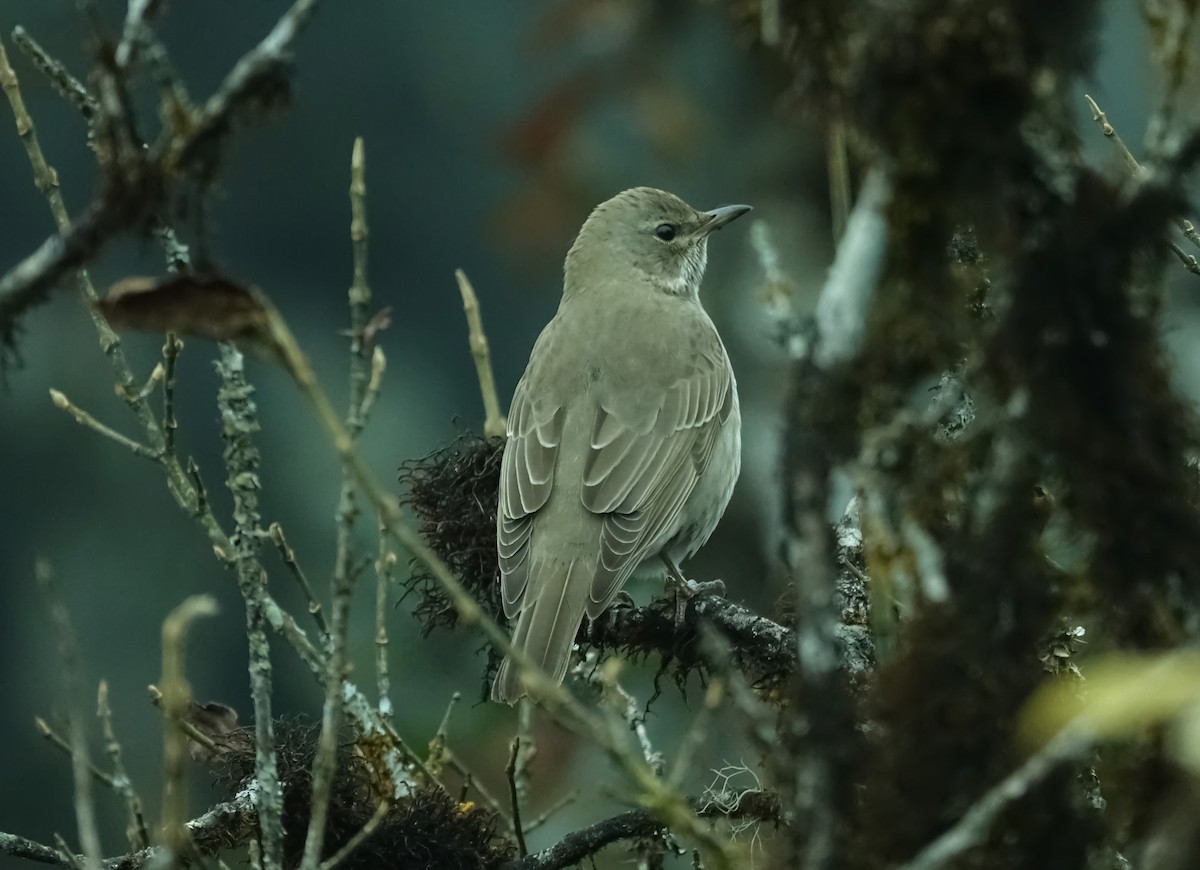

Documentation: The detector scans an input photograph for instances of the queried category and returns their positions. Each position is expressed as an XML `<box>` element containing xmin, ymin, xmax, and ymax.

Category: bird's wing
<box><xmin>581</xmin><ymin>338</ymin><xmax>734</xmax><ymax>618</ymax></box>
<box><xmin>497</xmin><ymin>375</ymin><xmax>565</xmax><ymax>618</ymax></box>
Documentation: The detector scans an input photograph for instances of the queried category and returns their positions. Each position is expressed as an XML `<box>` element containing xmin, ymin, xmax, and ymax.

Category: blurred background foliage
<box><xmin>0</xmin><ymin>0</ymin><xmax>1194</xmax><ymax>866</ymax></box>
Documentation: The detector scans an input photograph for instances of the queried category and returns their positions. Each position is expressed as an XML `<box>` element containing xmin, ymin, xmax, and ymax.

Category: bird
<box><xmin>491</xmin><ymin>186</ymin><xmax>750</xmax><ymax>704</ymax></box>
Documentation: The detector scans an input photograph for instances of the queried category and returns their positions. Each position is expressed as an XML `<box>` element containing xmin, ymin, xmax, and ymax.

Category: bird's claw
<box><xmin>664</xmin><ymin>575</ymin><xmax>726</xmax><ymax>625</ymax></box>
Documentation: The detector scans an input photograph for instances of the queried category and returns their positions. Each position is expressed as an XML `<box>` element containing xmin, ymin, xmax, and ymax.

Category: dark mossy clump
<box><xmin>397</xmin><ymin>434</ymin><xmax>506</xmax><ymax>633</ymax></box>
<box><xmin>990</xmin><ymin>171</ymin><xmax>1200</xmax><ymax>645</ymax></box>
<box><xmin>849</xmin><ymin>454</ymin><xmax>1102</xmax><ymax>869</ymax></box>
<box><xmin>213</xmin><ymin>720</ymin><xmax>515</xmax><ymax>870</ymax></box>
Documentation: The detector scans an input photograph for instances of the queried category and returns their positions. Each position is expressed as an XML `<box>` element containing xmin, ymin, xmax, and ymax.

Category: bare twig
<box><xmin>358</xmin><ymin>345</ymin><xmax>386</xmax><ymax>424</ymax></box>
<box><xmin>318</xmin><ymin>800</ymin><xmax>389</xmax><ymax>870</ymax></box>
<box><xmin>827</xmin><ymin>121</ymin><xmax>852</xmax><ymax>241</ymax></box>
<box><xmin>897</xmin><ymin>729</ymin><xmax>1086</xmax><ymax>870</ymax></box>
<box><xmin>36</xmin><ymin>560</ymin><xmax>103</xmax><ymax>870</ymax></box>
<box><xmin>514</xmin><ymin>699</ymin><xmax>535</xmax><ymax>803</ymax></box>
<box><xmin>48</xmin><ymin>390</ymin><xmax>158</xmax><ymax>460</ymax></box>
<box><xmin>374</xmin><ymin>541</ymin><xmax>396</xmax><ymax>722</ymax></box>
<box><xmin>523</xmin><ymin>791</ymin><xmax>579</xmax><ymax>835</ymax></box>
<box><xmin>33</xmin><ymin>717</ymin><xmax>114</xmax><ymax>789</ymax></box>
<box><xmin>168</xmin><ymin>0</ymin><xmax>324</xmax><ymax>173</ymax></box>
<box><xmin>53</xmin><ymin>836</ymin><xmax>83</xmax><ymax>870</ymax></box>
<box><xmin>96</xmin><ymin>682</ymin><xmax>151</xmax><ymax>851</ymax></box>
<box><xmin>159</xmin><ymin>596</ymin><xmax>219</xmax><ymax>860</ymax></box>
<box><xmin>10</xmin><ymin>27</ymin><xmax>98</xmax><ymax>122</ymax></box>
<box><xmin>667</xmin><ymin>679</ymin><xmax>725</xmax><ymax>789</ymax></box>
<box><xmin>1084</xmin><ymin>94</ymin><xmax>1200</xmax><ymax>265</ymax></box>
<box><xmin>267</xmin><ymin>522</ymin><xmax>328</xmax><ymax>636</ymax></box>
<box><xmin>146</xmin><ymin>685</ymin><xmax>219</xmax><ymax>755</ymax></box>
<box><xmin>455</xmin><ymin>269</ymin><xmax>507</xmax><ymax>438</ymax></box>
<box><xmin>161</xmin><ymin>335</ymin><xmax>182</xmax><ymax>455</ymax></box>
<box><xmin>506</xmin><ymin>738</ymin><xmax>529</xmax><ymax>857</ymax></box>
<box><xmin>298</xmin><ymin>138</ymin><xmax>376</xmax><ymax>870</ymax></box>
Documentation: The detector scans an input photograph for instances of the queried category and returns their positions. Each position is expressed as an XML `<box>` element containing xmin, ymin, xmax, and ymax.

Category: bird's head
<box><xmin>564</xmin><ymin>187</ymin><xmax>751</xmax><ymax>299</ymax></box>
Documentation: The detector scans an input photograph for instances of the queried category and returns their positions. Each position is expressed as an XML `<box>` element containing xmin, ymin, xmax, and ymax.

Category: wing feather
<box><xmin>581</xmin><ymin>348</ymin><xmax>733</xmax><ymax>615</ymax></box>
<box><xmin>497</xmin><ymin>379</ymin><xmax>565</xmax><ymax>617</ymax></box>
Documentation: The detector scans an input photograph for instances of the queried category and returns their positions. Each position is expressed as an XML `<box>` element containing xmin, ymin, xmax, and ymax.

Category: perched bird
<box><xmin>491</xmin><ymin>187</ymin><xmax>750</xmax><ymax>704</ymax></box>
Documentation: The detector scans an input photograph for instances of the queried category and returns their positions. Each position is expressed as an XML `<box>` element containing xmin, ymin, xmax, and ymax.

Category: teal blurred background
<box><xmin>0</xmin><ymin>1</ymin><xmax>1192</xmax><ymax>867</ymax></box>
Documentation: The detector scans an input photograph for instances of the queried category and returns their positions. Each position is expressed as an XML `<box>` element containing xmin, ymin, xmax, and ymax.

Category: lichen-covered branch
<box><xmin>216</xmin><ymin>347</ymin><xmax>284</xmax><ymax>870</ymax></box>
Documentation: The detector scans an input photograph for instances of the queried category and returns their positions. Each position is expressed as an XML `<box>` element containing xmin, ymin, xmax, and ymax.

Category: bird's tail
<box><xmin>491</xmin><ymin>556</ymin><xmax>590</xmax><ymax>704</ymax></box>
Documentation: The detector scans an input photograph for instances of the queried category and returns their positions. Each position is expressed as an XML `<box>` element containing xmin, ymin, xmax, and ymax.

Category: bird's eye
<box><xmin>654</xmin><ymin>223</ymin><xmax>677</xmax><ymax>241</ymax></box>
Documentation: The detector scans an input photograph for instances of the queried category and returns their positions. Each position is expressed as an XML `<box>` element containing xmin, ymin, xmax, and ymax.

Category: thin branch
<box><xmin>9</xmin><ymin>27</ymin><xmax>98</xmax><ymax>122</ymax></box>
<box><xmin>523</xmin><ymin>791</ymin><xmax>579</xmax><ymax>835</ymax></box>
<box><xmin>455</xmin><ymin>269</ymin><xmax>507</xmax><ymax>438</ymax></box>
<box><xmin>36</xmin><ymin>560</ymin><xmax>103</xmax><ymax>870</ymax></box>
<box><xmin>896</xmin><ymin>730</ymin><xmax>1086</xmax><ymax>870</ymax></box>
<box><xmin>96</xmin><ymin>682</ymin><xmax>150</xmax><ymax>851</ymax></box>
<box><xmin>514</xmin><ymin>699</ymin><xmax>534</xmax><ymax>804</ymax></box>
<box><xmin>48</xmin><ymin>390</ymin><xmax>158</xmax><ymax>460</ymax></box>
<box><xmin>298</xmin><ymin>136</ymin><xmax>376</xmax><ymax>870</ymax></box>
<box><xmin>318</xmin><ymin>800</ymin><xmax>389</xmax><ymax>870</ymax></box>
<box><xmin>506</xmin><ymin>792</ymin><xmax>780</xmax><ymax>870</ymax></box>
<box><xmin>374</xmin><ymin>540</ymin><xmax>395</xmax><ymax>722</ymax></box>
<box><xmin>506</xmin><ymin>738</ymin><xmax>529</xmax><ymax>857</ymax></box>
<box><xmin>52</xmin><ymin>836</ymin><xmax>83</xmax><ymax>870</ymax></box>
<box><xmin>161</xmin><ymin>335</ymin><xmax>182</xmax><ymax>456</ymax></box>
<box><xmin>827</xmin><ymin>121</ymin><xmax>851</xmax><ymax>242</ymax></box>
<box><xmin>1084</xmin><ymin>94</ymin><xmax>1200</xmax><ymax>264</ymax></box>
<box><xmin>146</xmin><ymin>685</ymin><xmax>219</xmax><ymax>755</ymax></box>
<box><xmin>159</xmin><ymin>596</ymin><xmax>219</xmax><ymax>860</ymax></box>
<box><xmin>33</xmin><ymin>717</ymin><xmax>114</xmax><ymax>789</ymax></box>
<box><xmin>267</xmin><ymin>522</ymin><xmax>328</xmax><ymax>636</ymax></box>
<box><xmin>169</xmin><ymin>0</ymin><xmax>324</xmax><ymax>173</ymax></box>
<box><xmin>667</xmin><ymin>678</ymin><xmax>725</xmax><ymax>789</ymax></box>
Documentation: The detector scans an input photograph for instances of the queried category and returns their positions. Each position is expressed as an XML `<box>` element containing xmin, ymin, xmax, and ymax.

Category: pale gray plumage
<box><xmin>492</xmin><ymin>187</ymin><xmax>748</xmax><ymax>704</ymax></box>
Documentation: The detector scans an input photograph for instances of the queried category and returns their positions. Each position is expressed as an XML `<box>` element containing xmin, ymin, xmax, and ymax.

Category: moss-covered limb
<box><xmin>0</xmin><ymin>791</ymin><xmax>260</xmax><ymax>870</ymax></box>
<box><xmin>504</xmin><ymin>791</ymin><xmax>782</xmax><ymax>870</ymax></box>
<box><xmin>725</xmin><ymin>1</ymin><xmax>1180</xmax><ymax>866</ymax></box>
<box><xmin>399</xmin><ymin>432</ymin><xmax>876</xmax><ymax>687</ymax></box>
<box><xmin>216</xmin><ymin>346</ymin><xmax>284</xmax><ymax>870</ymax></box>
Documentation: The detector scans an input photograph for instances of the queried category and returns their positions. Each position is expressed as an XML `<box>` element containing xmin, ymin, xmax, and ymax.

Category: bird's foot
<box><xmin>661</xmin><ymin>556</ymin><xmax>725</xmax><ymax>624</ymax></box>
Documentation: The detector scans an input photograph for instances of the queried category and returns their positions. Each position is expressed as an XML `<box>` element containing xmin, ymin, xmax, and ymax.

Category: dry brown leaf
<box><xmin>98</xmin><ymin>273</ymin><xmax>272</xmax><ymax>347</ymax></box>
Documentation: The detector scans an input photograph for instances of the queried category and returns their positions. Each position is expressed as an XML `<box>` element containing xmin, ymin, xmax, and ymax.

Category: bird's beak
<box><xmin>702</xmin><ymin>203</ymin><xmax>752</xmax><ymax>234</ymax></box>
